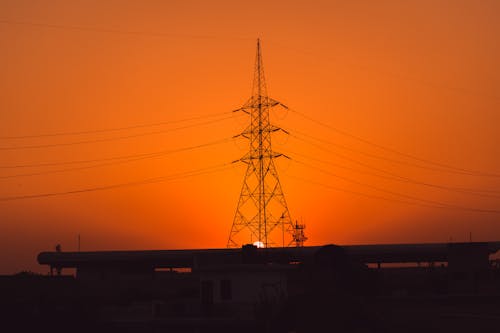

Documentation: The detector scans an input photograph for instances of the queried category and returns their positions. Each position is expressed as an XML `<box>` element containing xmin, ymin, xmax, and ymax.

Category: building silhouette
<box><xmin>1</xmin><ymin>241</ymin><xmax>496</xmax><ymax>332</ymax></box>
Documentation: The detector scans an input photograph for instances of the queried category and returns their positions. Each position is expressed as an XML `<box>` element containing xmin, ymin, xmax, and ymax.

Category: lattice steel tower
<box><xmin>227</xmin><ymin>39</ymin><xmax>299</xmax><ymax>248</ymax></box>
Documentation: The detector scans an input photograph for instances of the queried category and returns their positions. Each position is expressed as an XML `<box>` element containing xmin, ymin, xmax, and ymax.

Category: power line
<box><xmin>4</xmin><ymin>18</ymin><xmax>496</xmax><ymax>104</ymax></box>
<box><xmin>293</xmin><ymin>158</ymin><xmax>455</xmax><ymax>209</ymax></box>
<box><xmin>290</xmin><ymin>132</ymin><xmax>465</xmax><ymax>175</ymax></box>
<box><xmin>0</xmin><ymin>150</ymin><xmax>164</xmax><ymax>169</ymax></box>
<box><xmin>0</xmin><ymin>110</ymin><xmax>238</xmax><ymax>140</ymax></box>
<box><xmin>0</xmin><ymin>114</ymin><xmax>237</xmax><ymax>150</ymax></box>
<box><xmin>286</xmin><ymin>174</ymin><xmax>448</xmax><ymax>210</ymax></box>
<box><xmin>0</xmin><ymin>19</ymin><xmax>252</xmax><ymax>41</ymax></box>
<box><xmin>282</xmin><ymin>149</ymin><xmax>500</xmax><ymax>199</ymax></box>
<box><xmin>287</xmin><ymin>126</ymin><xmax>500</xmax><ymax>191</ymax></box>
<box><xmin>287</xmin><ymin>107</ymin><xmax>500</xmax><ymax>177</ymax></box>
<box><xmin>0</xmin><ymin>137</ymin><xmax>232</xmax><ymax>179</ymax></box>
<box><xmin>289</xmin><ymin>128</ymin><xmax>500</xmax><ymax>178</ymax></box>
<box><xmin>290</xmin><ymin>130</ymin><xmax>462</xmax><ymax>174</ymax></box>
<box><xmin>0</xmin><ymin>163</ymin><xmax>233</xmax><ymax>202</ymax></box>
<box><xmin>292</xmin><ymin>158</ymin><xmax>500</xmax><ymax>214</ymax></box>
<box><xmin>289</xmin><ymin>134</ymin><xmax>500</xmax><ymax>195</ymax></box>
<box><xmin>0</xmin><ymin>137</ymin><xmax>231</xmax><ymax>169</ymax></box>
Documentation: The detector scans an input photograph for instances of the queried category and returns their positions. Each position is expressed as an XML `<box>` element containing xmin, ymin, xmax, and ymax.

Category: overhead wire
<box><xmin>0</xmin><ymin>110</ymin><xmax>238</xmax><ymax>140</ymax></box>
<box><xmin>0</xmin><ymin>150</ymin><xmax>168</xmax><ymax>169</ymax></box>
<box><xmin>289</xmin><ymin>128</ymin><xmax>500</xmax><ymax>179</ymax></box>
<box><xmin>290</xmin><ymin>131</ymin><xmax>466</xmax><ymax>178</ymax></box>
<box><xmin>0</xmin><ymin>19</ymin><xmax>253</xmax><ymax>41</ymax></box>
<box><xmin>0</xmin><ymin>114</ymin><xmax>239</xmax><ymax>151</ymax></box>
<box><xmin>290</xmin><ymin>158</ymin><xmax>500</xmax><ymax>214</ymax></box>
<box><xmin>283</xmin><ymin>131</ymin><xmax>500</xmax><ymax>194</ymax></box>
<box><xmin>3</xmin><ymin>18</ymin><xmax>496</xmax><ymax>104</ymax></box>
<box><xmin>290</xmin><ymin>130</ymin><xmax>466</xmax><ymax>175</ymax></box>
<box><xmin>2</xmin><ymin>19</ymin><xmax>497</xmax><ymax>209</ymax></box>
<box><xmin>281</xmin><ymin>149</ymin><xmax>500</xmax><ymax>199</ymax></box>
<box><xmin>286</xmin><ymin>174</ymin><xmax>449</xmax><ymax>210</ymax></box>
<box><xmin>0</xmin><ymin>137</ymin><xmax>232</xmax><ymax>179</ymax></box>
<box><xmin>292</xmin><ymin>158</ymin><xmax>453</xmax><ymax>209</ymax></box>
<box><xmin>0</xmin><ymin>136</ymin><xmax>231</xmax><ymax>169</ymax></box>
<box><xmin>286</xmin><ymin>107</ymin><xmax>500</xmax><ymax>178</ymax></box>
<box><xmin>0</xmin><ymin>162</ymin><xmax>233</xmax><ymax>202</ymax></box>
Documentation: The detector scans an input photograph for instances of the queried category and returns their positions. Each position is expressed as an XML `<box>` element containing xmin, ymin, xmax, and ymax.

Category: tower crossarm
<box><xmin>237</xmin><ymin>152</ymin><xmax>285</xmax><ymax>163</ymax></box>
<box><xmin>233</xmin><ymin>97</ymin><xmax>281</xmax><ymax>113</ymax></box>
<box><xmin>235</xmin><ymin>124</ymin><xmax>284</xmax><ymax>138</ymax></box>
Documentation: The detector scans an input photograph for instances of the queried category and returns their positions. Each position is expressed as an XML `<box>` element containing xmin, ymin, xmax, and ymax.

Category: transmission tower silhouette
<box><xmin>227</xmin><ymin>39</ymin><xmax>306</xmax><ymax>248</ymax></box>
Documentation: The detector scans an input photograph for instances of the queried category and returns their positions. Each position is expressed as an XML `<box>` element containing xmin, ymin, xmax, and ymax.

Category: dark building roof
<box><xmin>37</xmin><ymin>241</ymin><xmax>500</xmax><ymax>269</ymax></box>
<box><xmin>37</xmin><ymin>246</ymin><xmax>319</xmax><ymax>268</ymax></box>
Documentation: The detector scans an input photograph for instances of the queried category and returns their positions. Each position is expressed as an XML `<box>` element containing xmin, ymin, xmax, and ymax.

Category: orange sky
<box><xmin>0</xmin><ymin>0</ymin><xmax>499</xmax><ymax>273</ymax></box>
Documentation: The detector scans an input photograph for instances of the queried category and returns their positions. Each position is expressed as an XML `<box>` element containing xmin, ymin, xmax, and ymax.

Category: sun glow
<box><xmin>253</xmin><ymin>241</ymin><xmax>265</xmax><ymax>248</ymax></box>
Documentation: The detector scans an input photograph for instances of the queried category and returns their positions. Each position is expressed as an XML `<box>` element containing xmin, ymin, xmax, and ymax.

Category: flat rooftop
<box><xmin>37</xmin><ymin>241</ymin><xmax>500</xmax><ymax>268</ymax></box>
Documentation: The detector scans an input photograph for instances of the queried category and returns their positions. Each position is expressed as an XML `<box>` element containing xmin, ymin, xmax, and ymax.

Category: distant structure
<box><xmin>30</xmin><ymin>241</ymin><xmax>500</xmax><ymax>331</ymax></box>
<box><xmin>228</xmin><ymin>39</ymin><xmax>299</xmax><ymax>248</ymax></box>
<box><xmin>293</xmin><ymin>222</ymin><xmax>307</xmax><ymax>247</ymax></box>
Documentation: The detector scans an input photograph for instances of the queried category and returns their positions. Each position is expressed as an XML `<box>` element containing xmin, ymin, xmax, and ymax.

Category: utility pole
<box><xmin>227</xmin><ymin>39</ymin><xmax>301</xmax><ymax>248</ymax></box>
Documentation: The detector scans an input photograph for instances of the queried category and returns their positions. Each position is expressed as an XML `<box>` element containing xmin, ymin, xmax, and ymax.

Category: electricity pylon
<box><xmin>227</xmin><ymin>39</ymin><xmax>300</xmax><ymax>248</ymax></box>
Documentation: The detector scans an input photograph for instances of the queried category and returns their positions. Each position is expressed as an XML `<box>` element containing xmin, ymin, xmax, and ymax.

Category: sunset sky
<box><xmin>1</xmin><ymin>0</ymin><xmax>499</xmax><ymax>273</ymax></box>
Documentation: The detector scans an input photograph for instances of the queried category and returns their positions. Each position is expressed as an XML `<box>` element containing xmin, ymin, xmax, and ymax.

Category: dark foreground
<box><xmin>3</xmin><ymin>243</ymin><xmax>500</xmax><ymax>332</ymax></box>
